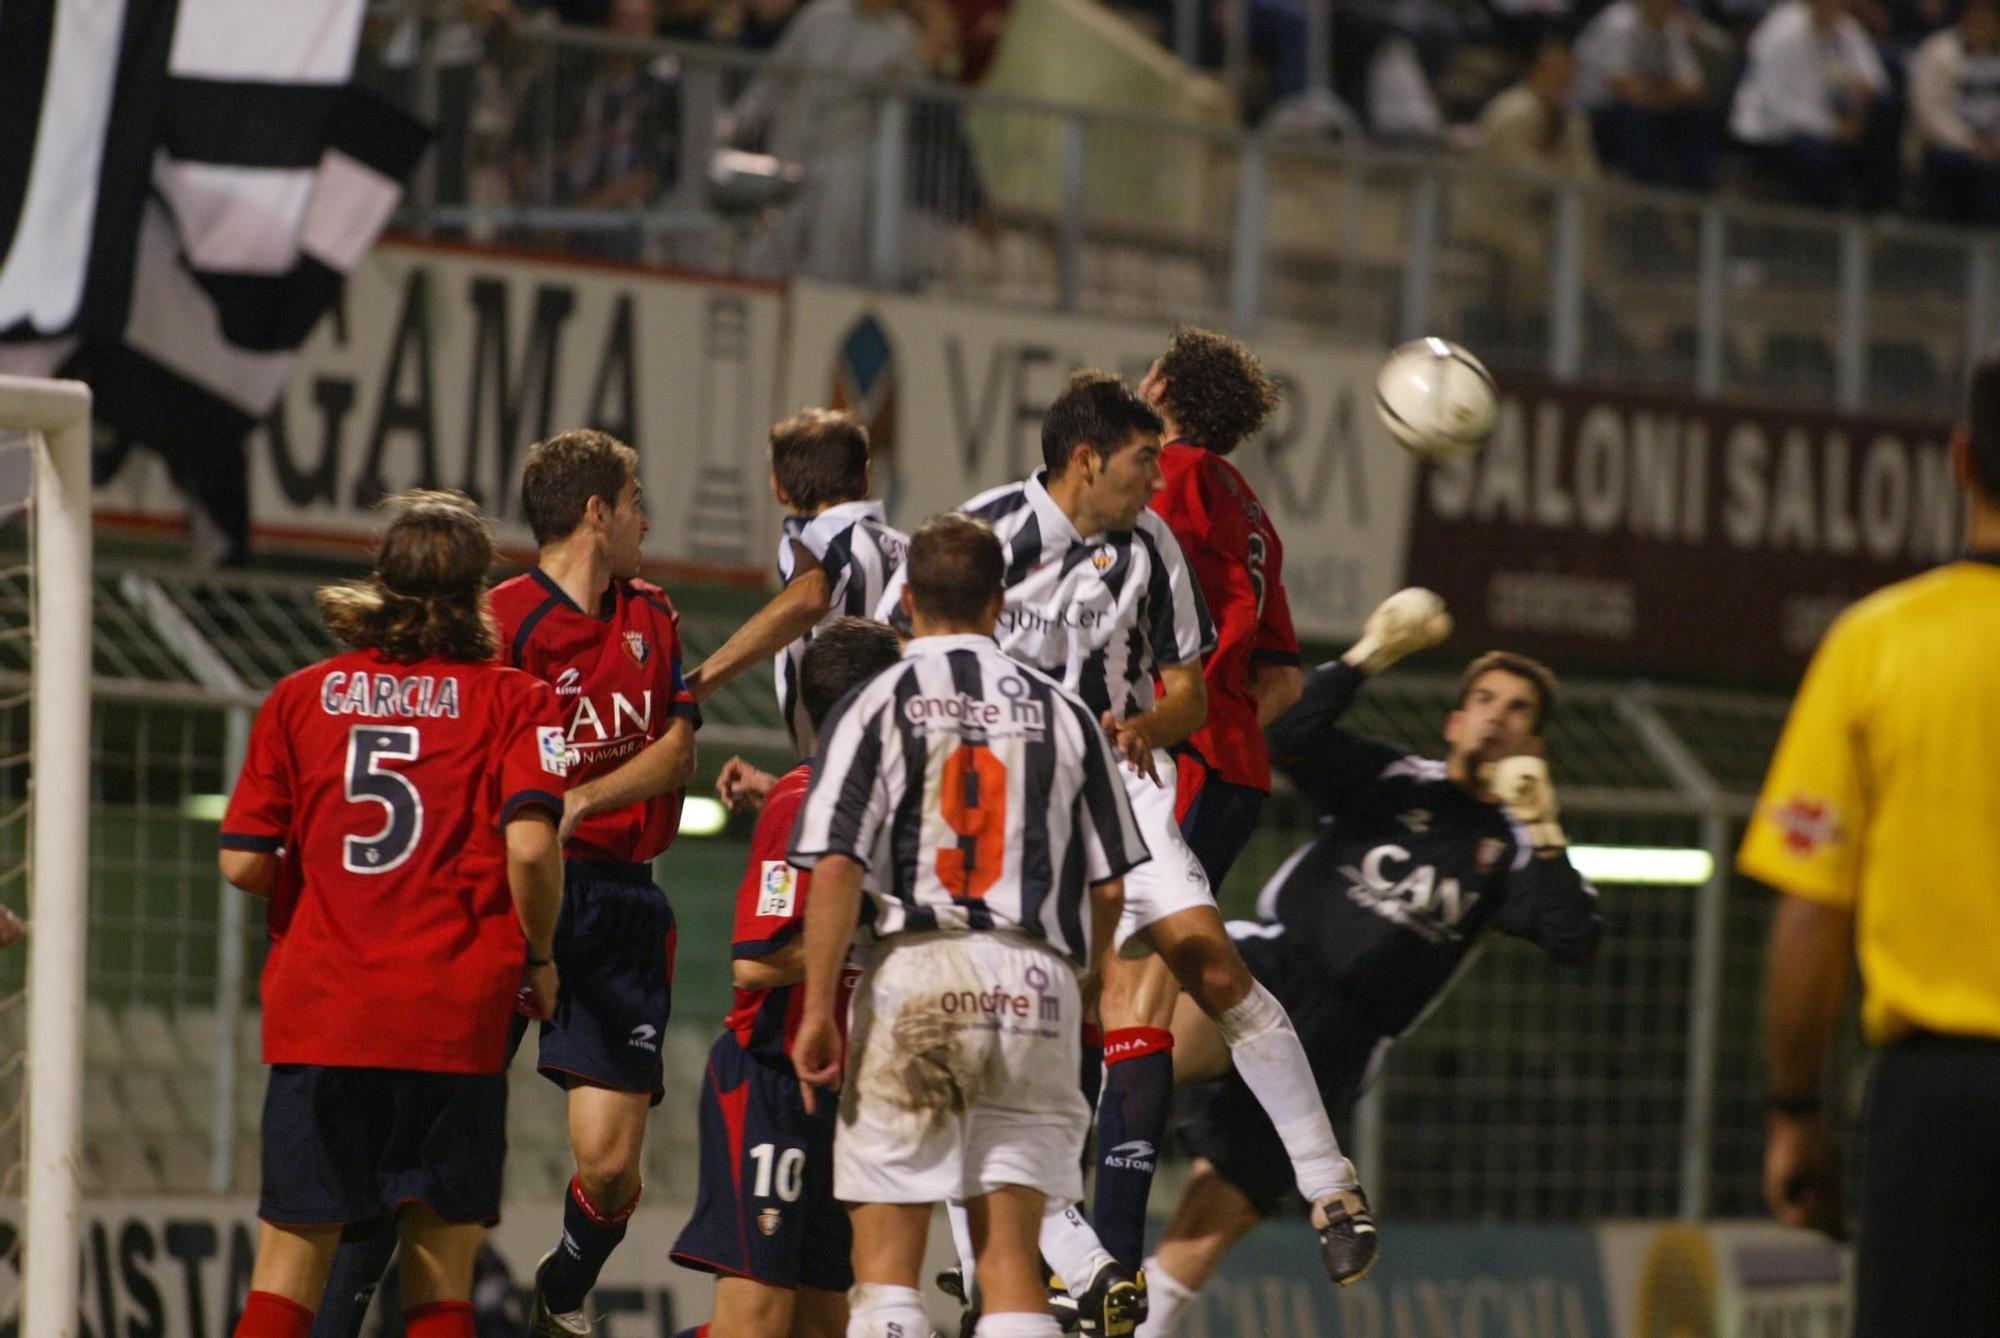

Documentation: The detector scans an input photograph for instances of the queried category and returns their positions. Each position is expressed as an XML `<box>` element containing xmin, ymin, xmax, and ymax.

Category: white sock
<box><xmin>1134</xmin><ymin>1256</ymin><xmax>1197</xmax><ymax>1338</ymax></box>
<box><xmin>848</xmin><ymin>1282</ymin><xmax>928</xmax><ymax>1338</ymax></box>
<box><xmin>1038</xmin><ymin>1200</ymin><xmax>1114</xmax><ymax>1295</ymax></box>
<box><xmin>973</xmin><ymin>1314</ymin><xmax>1064</xmax><ymax>1336</ymax></box>
<box><xmin>947</xmin><ymin>1197</ymin><xmax>977</xmax><ymax>1296</ymax></box>
<box><xmin>1215</xmin><ymin>981</ymin><xmax>1356</xmax><ymax>1203</ymax></box>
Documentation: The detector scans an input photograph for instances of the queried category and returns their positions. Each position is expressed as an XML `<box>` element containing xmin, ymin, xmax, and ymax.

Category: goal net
<box><xmin>0</xmin><ymin>376</ymin><xmax>93</xmax><ymax>1338</ymax></box>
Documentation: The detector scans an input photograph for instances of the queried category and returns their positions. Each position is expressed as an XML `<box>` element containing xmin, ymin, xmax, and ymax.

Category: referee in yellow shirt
<box><xmin>1739</xmin><ymin>359</ymin><xmax>2000</xmax><ymax>1338</ymax></box>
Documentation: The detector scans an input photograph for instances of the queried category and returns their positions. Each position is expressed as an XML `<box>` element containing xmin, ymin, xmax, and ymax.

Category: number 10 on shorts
<box><xmin>749</xmin><ymin>1142</ymin><xmax>804</xmax><ymax>1201</ymax></box>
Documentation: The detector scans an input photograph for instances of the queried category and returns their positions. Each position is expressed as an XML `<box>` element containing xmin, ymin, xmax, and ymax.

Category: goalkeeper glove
<box><xmin>1486</xmin><ymin>755</ymin><xmax>1566</xmax><ymax>850</ymax></box>
<box><xmin>1342</xmin><ymin>588</ymin><xmax>1452</xmax><ymax>675</ymax></box>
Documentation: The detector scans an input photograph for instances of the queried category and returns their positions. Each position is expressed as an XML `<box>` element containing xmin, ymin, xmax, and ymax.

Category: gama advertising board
<box><xmin>94</xmin><ymin>240</ymin><xmax>786</xmax><ymax>578</ymax></box>
<box><xmin>781</xmin><ymin>281</ymin><xmax>1422</xmax><ymax>642</ymax></box>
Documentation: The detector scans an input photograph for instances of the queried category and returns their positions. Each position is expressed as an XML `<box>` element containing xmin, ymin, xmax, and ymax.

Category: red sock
<box><xmin>405</xmin><ymin>1300</ymin><xmax>476</xmax><ymax>1338</ymax></box>
<box><xmin>235</xmin><ymin>1291</ymin><xmax>314</xmax><ymax>1338</ymax></box>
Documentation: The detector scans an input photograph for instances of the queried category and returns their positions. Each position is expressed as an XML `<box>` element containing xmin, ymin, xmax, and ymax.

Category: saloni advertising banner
<box><xmin>781</xmin><ymin>281</ymin><xmax>1424</xmax><ymax>642</ymax></box>
<box><xmin>1403</xmin><ymin>380</ymin><xmax>1962</xmax><ymax>676</ymax></box>
<box><xmin>92</xmin><ymin>240</ymin><xmax>787</xmax><ymax>577</ymax></box>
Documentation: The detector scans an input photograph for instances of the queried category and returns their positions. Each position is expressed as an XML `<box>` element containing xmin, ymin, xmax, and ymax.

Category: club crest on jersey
<box><xmin>757</xmin><ymin>861</ymin><xmax>798</xmax><ymax>917</ymax></box>
<box><xmin>1089</xmin><ymin>545</ymin><xmax>1114</xmax><ymax>573</ymax></box>
<box><xmin>758</xmin><ymin>1207</ymin><xmax>782</xmax><ymax>1237</ymax></box>
<box><xmin>623</xmin><ymin>632</ymin><xmax>651</xmax><ymax>666</ymax></box>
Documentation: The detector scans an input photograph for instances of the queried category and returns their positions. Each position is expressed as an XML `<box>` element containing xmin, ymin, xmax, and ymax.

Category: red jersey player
<box><xmin>1140</xmin><ymin>326</ymin><xmax>1299</xmax><ymax>886</ymax></box>
<box><xmin>669</xmin><ymin>617</ymin><xmax>903</xmax><ymax>1338</ymax></box>
<box><xmin>487</xmin><ymin>430</ymin><xmax>701</xmax><ymax>1338</ymax></box>
<box><xmin>220</xmin><ymin>492</ymin><xmax>566</xmax><ymax>1338</ymax></box>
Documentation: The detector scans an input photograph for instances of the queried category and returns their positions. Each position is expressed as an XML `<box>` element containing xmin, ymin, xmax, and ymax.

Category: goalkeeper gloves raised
<box><xmin>1342</xmin><ymin>588</ymin><xmax>1452</xmax><ymax>675</ymax></box>
<box><xmin>1485</xmin><ymin>754</ymin><xmax>1567</xmax><ymax>850</ymax></box>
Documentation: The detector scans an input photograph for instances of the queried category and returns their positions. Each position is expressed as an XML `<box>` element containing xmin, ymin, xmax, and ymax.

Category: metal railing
<box><xmin>367</xmin><ymin>8</ymin><xmax>1998</xmax><ymax>418</ymax></box>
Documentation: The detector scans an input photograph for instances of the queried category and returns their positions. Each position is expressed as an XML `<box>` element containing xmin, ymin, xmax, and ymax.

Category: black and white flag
<box><xmin>0</xmin><ymin>0</ymin><xmax>427</xmax><ymax>561</ymax></box>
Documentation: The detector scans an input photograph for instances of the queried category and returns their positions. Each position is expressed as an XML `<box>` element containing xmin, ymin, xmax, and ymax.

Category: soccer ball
<box><xmin>1374</xmin><ymin>338</ymin><xmax>1498</xmax><ymax>462</ymax></box>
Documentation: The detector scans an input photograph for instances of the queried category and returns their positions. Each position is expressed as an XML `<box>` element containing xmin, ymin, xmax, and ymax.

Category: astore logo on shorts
<box><xmin>628</xmin><ymin>1023</ymin><xmax>659</xmax><ymax>1052</ymax></box>
<box><xmin>1104</xmin><ymin>1139</ymin><xmax>1156</xmax><ymax>1171</ymax></box>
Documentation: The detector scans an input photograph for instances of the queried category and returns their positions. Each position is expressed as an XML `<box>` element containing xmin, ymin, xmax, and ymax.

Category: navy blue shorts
<box><xmin>528</xmin><ymin>860</ymin><xmax>676</xmax><ymax>1104</ymax></box>
<box><xmin>1185</xmin><ymin>929</ymin><xmax>1382</xmax><ymax>1217</ymax></box>
<box><xmin>670</xmin><ymin>1031</ymin><xmax>851</xmax><ymax>1293</ymax></box>
<box><xmin>1174</xmin><ymin>749</ymin><xmax>1267</xmax><ymax>890</ymax></box>
<box><xmin>258</xmin><ymin>1064</ymin><xmax>507</xmax><ymax>1228</ymax></box>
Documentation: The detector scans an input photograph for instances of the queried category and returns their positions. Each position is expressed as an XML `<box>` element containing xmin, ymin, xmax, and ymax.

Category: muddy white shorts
<box><xmin>1111</xmin><ymin>749</ymin><xmax>1215</xmax><ymax>958</ymax></box>
<box><xmin>834</xmin><ymin>932</ymin><xmax>1090</xmax><ymax>1206</ymax></box>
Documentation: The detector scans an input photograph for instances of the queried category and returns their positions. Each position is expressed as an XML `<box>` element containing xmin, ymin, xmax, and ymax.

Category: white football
<box><xmin>1374</xmin><ymin>338</ymin><xmax>1498</xmax><ymax>462</ymax></box>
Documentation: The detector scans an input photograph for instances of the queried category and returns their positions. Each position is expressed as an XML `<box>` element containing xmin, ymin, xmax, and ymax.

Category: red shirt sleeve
<box><xmin>732</xmin><ymin>772</ymin><xmax>812</xmax><ymax>959</ymax></box>
<box><xmin>220</xmin><ymin>686</ymin><xmax>296</xmax><ymax>853</ymax></box>
<box><xmin>639</xmin><ymin>585</ymin><xmax>703</xmax><ymax>730</ymax></box>
<box><xmin>499</xmin><ymin>676</ymin><xmax>569</xmax><ymax>827</ymax></box>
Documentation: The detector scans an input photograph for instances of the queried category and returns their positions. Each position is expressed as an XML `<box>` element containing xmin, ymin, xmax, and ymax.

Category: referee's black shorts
<box><xmin>1854</xmin><ymin>1031</ymin><xmax>2000</xmax><ymax>1338</ymax></box>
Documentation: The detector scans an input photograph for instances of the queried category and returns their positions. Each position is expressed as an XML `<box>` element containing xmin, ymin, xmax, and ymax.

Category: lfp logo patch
<box><xmin>757</xmin><ymin>861</ymin><xmax>798</xmax><ymax>918</ymax></box>
<box><xmin>537</xmin><ymin>727</ymin><xmax>571</xmax><ymax>776</ymax></box>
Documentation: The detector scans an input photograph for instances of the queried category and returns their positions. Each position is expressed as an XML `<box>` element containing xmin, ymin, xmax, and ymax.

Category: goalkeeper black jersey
<box><xmin>1255</xmin><ymin>661</ymin><xmax>1603</xmax><ymax>1037</ymax></box>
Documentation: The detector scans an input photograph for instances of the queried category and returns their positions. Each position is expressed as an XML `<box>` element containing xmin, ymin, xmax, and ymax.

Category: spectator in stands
<box><xmin>1729</xmin><ymin>0</ymin><xmax>1899</xmax><ymax>209</ymax></box>
<box><xmin>1489</xmin><ymin>0</ymin><xmax>1576</xmax><ymax>56</ymax></box>
<box><xmin>730</xmin><ymin>0</ymin><xmax>922</xmax><ymax>281</ymax></box>
<box><xmin>715</xmin><ymin>0</ymin><xmax>801</xmax><ymax>48</ymax></box>
<box><xmin>1477</xmin><ymin>36</ymin><xmax>1600</xmax><ymax>176</ymax></box>
<box><xmin>1577</xmin><ymin>0</ymin><xmax>1718</xmax><ymax>187</ymax></box>
<box><xmin>508</xmin><ymin>0</ymin><xmax>677</xmax><ymax>259</ymax></box>
<box><xmin>0</xmin><ymin>905</ymin><xmax>22</xmax><ymax>949</ymax></box>
<box><xmin>1909</xmin><ymin>0</ymin><xmax>2000</xmax><ymax>222</ymax></box>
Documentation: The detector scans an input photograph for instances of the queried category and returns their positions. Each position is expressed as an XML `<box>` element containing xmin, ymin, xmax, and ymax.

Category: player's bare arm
<box><xmin>792</xmin><ymin>851</ymin><xmax>865</xmax><ymax>1111</ymax></box>
<box><xmin>218</xmin><ymin>849</ymin><xmax>282</xmax><ymax>896</ymax></box>
<box><xmin>1762</xmin><ymin>893</ymin><xmax>1853</xmax><ymax>1236</ymax></box>
<box><xmin>1248</xmin><ymin>662</ymin><xmax>1302</xmax><ymax>728</ymax></box>
<box><xmin>1102</xmin><ymin>660</ymin><xmax>1207</xmax><ymax>783</ymax></box>
<box><xmin>560</xmin><ymin>714</ymin><xmax>698</xmax><ymax>843</ymax></box>
<box><xmin>506</xmin><ymin>811</ymin><xmax>565</xmax><ymax>1018</ymax></box>
<box><xmin>686</xmin><ymin>550</ymin><xmax>831</xmax><ymax>702</ymax></box>
<box><xmin>732</xmin><ymin>937</ymin><xmax>805</xmax><ymax>990</ymax></box>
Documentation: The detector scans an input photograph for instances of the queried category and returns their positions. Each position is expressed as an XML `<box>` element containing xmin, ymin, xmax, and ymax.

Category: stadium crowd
<box><xmin>373</xmin><ymin>0</ymin><xmax>2000</xmax><ymax>234</ymax></box>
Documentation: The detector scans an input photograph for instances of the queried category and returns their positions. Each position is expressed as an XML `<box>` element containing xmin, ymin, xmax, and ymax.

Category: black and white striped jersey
<box><xmin>774</xmin><ymin>499</ymin><xmax>908</xmax><ymax>753</ymax></box>
<box><xmin>787</xmin><ymin>633</ymin><xmax>1148</xmax><ymax>967</ymax></box>
<box><xmin>876</xmin><ymin>472</ymin><xmax>1216</xmax><ymax>722</ymax></box>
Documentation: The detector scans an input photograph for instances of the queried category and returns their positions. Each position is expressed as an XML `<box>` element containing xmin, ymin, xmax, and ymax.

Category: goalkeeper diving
<box><xmin>1134</xmin><ymin>590</ymin><xmax>1605</xmax><ymax>1335</ymax></box>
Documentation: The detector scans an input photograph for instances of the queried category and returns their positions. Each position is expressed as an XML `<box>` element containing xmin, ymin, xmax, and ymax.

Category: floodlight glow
<box><xmin>1567</xmin><ymin>845</ymin><xmax>1715</xmax><ymax>885</ymax></box>
<box><xmin>680</xmin><ymin>796</ymin><xmax>729</xmax><ymax>837</ymax></box>
<box><xmin>180</xmin><ymin>793</ymin><xmax>229</xmax><ymax>822</ymax></box>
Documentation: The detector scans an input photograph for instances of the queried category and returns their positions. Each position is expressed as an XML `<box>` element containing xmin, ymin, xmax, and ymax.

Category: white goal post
<box><xmin>2</xmin><ymin>375</ymin><xmax>92</xmax><ymax>1338</ymax></box>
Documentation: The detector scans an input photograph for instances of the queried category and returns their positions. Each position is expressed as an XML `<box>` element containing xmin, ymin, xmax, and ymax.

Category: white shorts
<box><xmin>833</xmin><ymin>932</ymin><xmax>1090</xmax><ymax>1206</ymax></box>
<box><xmin>1111</xmin><ymin>749</ymin><xmax>1216</xmax><ymax>959</ymax></box>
